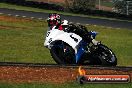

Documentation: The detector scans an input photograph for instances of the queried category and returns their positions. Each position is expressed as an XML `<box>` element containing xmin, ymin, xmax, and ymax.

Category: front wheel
<box><xmin>50</xmin><ymin>41</ymin><xmax>75</xmax><ymax>65</ymax></box>
<box><xmin>97</xmin><ymin>44</ymin><xmax>117</xmax><ymax>66</ymax></box>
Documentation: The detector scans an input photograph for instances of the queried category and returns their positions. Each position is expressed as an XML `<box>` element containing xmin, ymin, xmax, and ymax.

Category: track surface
<box><xmin>0</xmin><ymin>8</ymin><xmax>132</xmax><ymax>29</ymax></box>
<box><xmin>0</xmin><ymin>62</ymin><xmax>132</xmax><ymax>84</ymax></box>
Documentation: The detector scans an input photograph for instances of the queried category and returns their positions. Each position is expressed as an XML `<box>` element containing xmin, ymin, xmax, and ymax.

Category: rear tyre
<box><xmin>50</xmin><ymin>41</ymin><xmax>75</xmax><ymax>65</ymax></box>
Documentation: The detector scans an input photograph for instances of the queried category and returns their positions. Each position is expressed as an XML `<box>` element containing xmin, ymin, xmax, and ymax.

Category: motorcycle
<box><xmin>44</xmin><ymin>25</ymin><xmax>117</xmax><ymax>66</ymax></box>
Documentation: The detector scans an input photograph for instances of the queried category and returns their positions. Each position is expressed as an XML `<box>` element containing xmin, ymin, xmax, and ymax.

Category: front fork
<box><xmin>75</xmin><ymin>39</ymin><xmax>100</xmax><ymax>63</ymax></box>
<box><xmin>75</xmin><ymin>41</ymin><xmax>88</xmax><ymax>63</ymax></box>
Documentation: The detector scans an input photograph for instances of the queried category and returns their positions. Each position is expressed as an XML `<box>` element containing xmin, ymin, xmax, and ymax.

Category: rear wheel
<box><xmin>50</xmin><ymin>41</ymin><xmax>75</xmax><ymax>64</ymax></box>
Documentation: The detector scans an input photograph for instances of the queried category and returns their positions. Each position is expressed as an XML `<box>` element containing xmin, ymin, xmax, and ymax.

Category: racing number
<box><xmin>46</xmin><ymin>31</ymin><xmax>50</xmax><ymax>37</ymax></box>
<box><xmin>70</xmin><ymin>34</ymin><xmax>78</xmax><ymax>43</ymax></box>
<box><xmin>48</xmin><ymin>38</ymin><xmax>52</xmax><ymax>43</ymax></box>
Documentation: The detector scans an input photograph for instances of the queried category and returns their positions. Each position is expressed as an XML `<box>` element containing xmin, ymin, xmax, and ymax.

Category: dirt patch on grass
<box><xmin>0</xmin><ymin>15</ymin><xmax>32</xmax><ymax>23</ymax></box>
<box><xmin>0</xmin><ymin>66</ymin><xmax>131</xmax><ymax>84</ymax></box>
<box><xmin>0</xmin><ymin>15</ymin><xmax>32</xmax><ymax>30</ymax></box>
<box><xmin>0</xmin><ymin>25</ymin><xmax>10</xmax><ymax>29</ymax></box>
<box><xmin>0</xmin><ymin>25</ymin><xmax>31</xmax><ymax>30</ymax></box>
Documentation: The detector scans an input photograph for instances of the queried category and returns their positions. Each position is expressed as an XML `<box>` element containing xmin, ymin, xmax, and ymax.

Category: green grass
<box><xmin>0</xmin><ymin>15</ymin><xmax>132</xmax><ymax>66</ymax></box>
<box><xmin>0</xmin><ymin>83</ymin><xmax>132</xmax><ymax>88</ymax></box>
<box><xmin>0</xmin><ymin>3</ymin><xmax>132</xmax><ymax>22</ymax></box>
<box><xmin>0</xmin><ymin>16</ymin><xmax>54</xmax><ymax>63</ymax></box>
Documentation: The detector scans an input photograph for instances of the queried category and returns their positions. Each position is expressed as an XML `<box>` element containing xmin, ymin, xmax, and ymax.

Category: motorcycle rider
<box><xmin>47</xmin><ymin>13</ymin><xmax>63</xmax><ymax>30</ymax></box>
<box><xmin>47</xmin><ymin>13</ymin><xmax>99</xmax><ymax>45</ymax></box>
<box><xmin>47</xmin><ymin>13</ymin><xmax>73</xmax><ymax>31</ymax></box>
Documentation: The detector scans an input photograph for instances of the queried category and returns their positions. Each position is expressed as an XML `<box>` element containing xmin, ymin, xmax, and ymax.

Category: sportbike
<box><xmin>44</xmin><ymin>26</ymin><xmax>117</xmax><ymax>66</ymax></box>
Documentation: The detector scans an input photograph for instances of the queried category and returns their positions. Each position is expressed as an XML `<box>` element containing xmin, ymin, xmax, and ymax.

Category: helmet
<box><xmin>47</xmin><ymin>13</ymin><xmax>61</xmax><ymax>27</ymax></box>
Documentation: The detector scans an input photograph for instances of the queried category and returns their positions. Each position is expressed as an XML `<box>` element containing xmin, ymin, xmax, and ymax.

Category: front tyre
<box><xmin>50</xmin><ymin>41</ymin><xmax>75</xmax><ymax>65</ymax></box>
<box><xmin>97</xmin><ymin>44</ymin><xmax>117</xmax><ymax>66</ymax></box>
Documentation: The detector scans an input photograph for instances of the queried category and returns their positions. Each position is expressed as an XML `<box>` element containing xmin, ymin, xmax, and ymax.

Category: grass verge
<box><xmin>0</xmin><ymin>83</ymin><xmax>132</xmax><ymax>88</ymax></box>
<box><xmin>0</xmin><ymin>15</ymin><xmax>132</xmax><ymax>66</ymax></box>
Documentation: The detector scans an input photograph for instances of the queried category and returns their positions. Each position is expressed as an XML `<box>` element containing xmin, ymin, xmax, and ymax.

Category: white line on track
<box><xmin>15</xmin><ymin>15</ymin><xmax>19</xmax><ymax>17</ymax></box>
<box><xmin>86</xmin><ymin>24</ymin><xmax>90</xmax><ymax>26</ymax></box>
<box><xmin>22</xmin><ymin>16</ymin><xmax>26</xmax><ymax>18</ymax></box>
<box><xmin>8</xmin><ymin>14</ymin><xmax>11</xmax><ymax>16</ymax></box>
<box><xmin>0</xmin><ymin>13</ymin><xmax>3</xmax><ymax>15</ymax></box>
<box><xmin>116</xmin><ymin>28</ymin><xmax>121</xmax><ymax>29</ymax></box>
<box><xmin>69</xmin><ymin>22</ymin><xmax>73</xmax><ymax>24</ymax></box>
<box><xmin>76</xmin><ymin>23</ymin><xmax>80</xmax><ymax>24</ymax></box>
<box><xmin>38</xmin><ymin>18</ymin><xmax>43</xmax><ymax>20</ymax></box>
<box><xmin>31</xmin><ymin>17</ymin><xmax>35</xmax><ymax>19</ymax></box>
<box><xmin>93</xmin><ymin>25</ymin><xmax>97</xmax><ymax>27</ymax></box>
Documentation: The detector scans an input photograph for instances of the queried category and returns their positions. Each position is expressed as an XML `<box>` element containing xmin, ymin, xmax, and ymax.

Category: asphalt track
<box><xmin>0</xmin><ymin>8</ymin><xmax>132</xmax><ymax>29</ymax></box>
